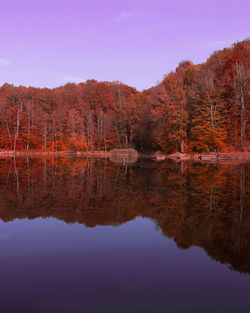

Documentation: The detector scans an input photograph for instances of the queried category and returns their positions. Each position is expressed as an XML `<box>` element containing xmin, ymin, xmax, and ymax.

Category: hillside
<box><xmin>0</xmin><ymin>39</ymin><xmax>249</xmax><ymax>153</ymax></box>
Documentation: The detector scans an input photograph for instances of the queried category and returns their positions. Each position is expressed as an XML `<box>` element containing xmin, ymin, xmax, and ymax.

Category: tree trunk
<box><xmin>14</xmin><ymin>110</ymin><xmax>20</xmax><ymax>154</ymax></box>
<box><xmin>27</xmin><ymin>112</ymin><xmax>31</xmax><ymax>151</ymax></box>
<box><xmin>1</xmin><ymin>114</ymin><xmax>12</xmax><ymax>148</ymax></box>
<box><xmin>240</xmin><ymin>87</ymin><xmax>245</xmax><ymax>151</ymax></box>
<box><xmin>180</xmin><ymin>136</ymin><xmax>184</xmax><ymax>154</ymax></box>
<box><xmin>44</xmin><ymin>119</ymin><xmax>47</xmax><ymax>151</ymax></box>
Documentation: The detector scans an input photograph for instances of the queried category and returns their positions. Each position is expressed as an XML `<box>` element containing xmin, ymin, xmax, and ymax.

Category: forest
<box><xmin>0</xmin><ymin>39</ymin><xmax>249</xmax><ymax>154</ymax></box>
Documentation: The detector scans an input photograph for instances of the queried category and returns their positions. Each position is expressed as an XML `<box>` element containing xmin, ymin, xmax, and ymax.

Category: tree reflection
<box><xmin>0</xmin><ymin>157</ymin><xmax>249</xmax><ymax>274</ymax></box>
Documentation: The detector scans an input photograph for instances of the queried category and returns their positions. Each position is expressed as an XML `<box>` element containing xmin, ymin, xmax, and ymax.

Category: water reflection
<box><xmin>0</xmin><ymin>157</ymin><xmax>249</xmax><ymax>274</ymax></box>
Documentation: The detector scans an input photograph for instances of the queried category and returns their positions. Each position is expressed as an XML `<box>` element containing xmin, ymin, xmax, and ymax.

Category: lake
<box><xmin>0</xmin><ymin>157</ymin><xmax>249</xmax><ymax>313</ymax></box>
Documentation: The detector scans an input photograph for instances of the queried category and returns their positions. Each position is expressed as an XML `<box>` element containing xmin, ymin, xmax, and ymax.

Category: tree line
<box><xmin>0</xmin><ymin>39</ymin><xmax>249</xmax><ymax>153</ymax></box>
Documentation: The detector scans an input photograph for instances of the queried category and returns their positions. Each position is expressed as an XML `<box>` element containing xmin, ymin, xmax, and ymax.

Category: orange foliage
<box><xmin>0</xmin><ymin>39</ymin><xmax>249</xmax><ymax>153</ymax></box>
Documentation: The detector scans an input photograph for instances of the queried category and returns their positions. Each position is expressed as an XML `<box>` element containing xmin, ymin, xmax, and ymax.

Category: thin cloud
<box><xmin>0</xmin><ymin>58</ymin><xmax>10</xmax><ymax>66</ymax></box>
<box><xmin>60</xmin><ymin>75</ymin><xmax>85</xmax><ymax>84</ymax></box>
<box><xmin>114</xmin><ymin>11</ymin><xmax>135</xmax><ymax>23</ymax></box>
<box><xmin>207</xmin><ymin>40</ymin><xmax>234</xmax><ymax>48</ymax></box>
<box><xmin>114</xmin><ymin>10</ymin><xmax>147</xmax><ymax>23</ymax></box>
<box><xmin>135</xmin><ymin>23</ymin><xmax>170</xmax><ymax>32</ymax></box>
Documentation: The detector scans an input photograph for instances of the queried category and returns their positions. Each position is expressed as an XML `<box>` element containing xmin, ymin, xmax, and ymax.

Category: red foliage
<box><xmin>0</xmin><ymin>39</ymin><xmax>249</xmax><ymax>153</ymax></box>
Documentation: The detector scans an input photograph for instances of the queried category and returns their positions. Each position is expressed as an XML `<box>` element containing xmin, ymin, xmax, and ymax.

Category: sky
<box><xmin>0</xmin><ymin>0</ymin><xmax>249</xmax><ymax>91</ymax></box>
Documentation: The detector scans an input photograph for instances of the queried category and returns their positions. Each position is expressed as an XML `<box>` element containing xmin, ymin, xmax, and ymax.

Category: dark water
<box><xmin>0</xmin><ymin>157</ymin><xmax>249</xmax><ymax>313</ymax></box>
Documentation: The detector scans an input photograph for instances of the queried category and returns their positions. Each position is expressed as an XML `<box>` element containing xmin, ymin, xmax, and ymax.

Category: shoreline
<box><xmin>163</xmin><ymin>152</ymin><xmax>250</xmax><ymax>162</ymax></box>
<box><xmin>0</xmin><ymin>150</ymin><xmax>110</xmax><ymax>158</ymax></box>
<box><xmin>0</xmin><ymin>150</ymin><xmax>250</xmax><ymax>162</ymax></box>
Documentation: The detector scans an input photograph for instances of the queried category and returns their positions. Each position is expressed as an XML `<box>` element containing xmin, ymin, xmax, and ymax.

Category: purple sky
<box><xmin>0</xmin><ymin>0</ymin><xmax>249</xmax><ymax>91</ymax></box>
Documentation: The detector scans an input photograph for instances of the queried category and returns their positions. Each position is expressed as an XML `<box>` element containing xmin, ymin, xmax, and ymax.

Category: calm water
<box><xmin>0</xmin><ymin>157</ymin><xmax>249</xmax><ymax>313</ymax></box>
